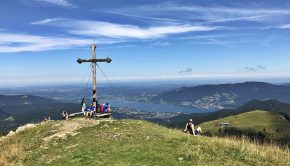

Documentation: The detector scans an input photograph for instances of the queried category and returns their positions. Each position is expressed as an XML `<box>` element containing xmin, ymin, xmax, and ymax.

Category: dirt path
<box><xmin>43</xmin><ymin>118</ymin><xmax>114</xmax><ymax>142</ymax></box>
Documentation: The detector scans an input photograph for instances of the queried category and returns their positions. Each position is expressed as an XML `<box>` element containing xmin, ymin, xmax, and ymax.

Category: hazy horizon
<box><xmin>1</xmin><ymin>77</ymin><xmax>290</xmax><ymax>89</ymax></box>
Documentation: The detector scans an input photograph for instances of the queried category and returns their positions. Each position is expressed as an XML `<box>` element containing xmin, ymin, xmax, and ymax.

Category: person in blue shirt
<box><xmin>88</xmin><ymin>104</ymin><xmax>95</xmax><ymax>117</ymax></box>
<box><xmin>101</xmin><ymin>103</ymin><xmax>111</xmax><ymax>113</ymax></box>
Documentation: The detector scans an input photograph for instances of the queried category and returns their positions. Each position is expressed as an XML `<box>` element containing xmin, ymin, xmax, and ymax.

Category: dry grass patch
<box><xmin>177</xmin><ymin>135</ymin><xmax>290</xmax><ymax>165</ymax></box>
<box><xmin>0</xmin><ymin>136</ymin><xmax>25</xmax><ymax>166</ymax></box>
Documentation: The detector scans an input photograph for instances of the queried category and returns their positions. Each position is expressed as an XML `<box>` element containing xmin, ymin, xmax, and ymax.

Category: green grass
<box><xmin>199</xmin><ymin>110</ymin><xmax>290</xmax><ymax>141</ymax></box>
<box><xmin>1</xmin><ymin>118</ymin><xmax>290</xmax><ymax>165</ymax></box>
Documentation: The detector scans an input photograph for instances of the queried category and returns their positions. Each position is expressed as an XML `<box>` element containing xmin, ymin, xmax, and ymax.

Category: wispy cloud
<box><xmin>280</xmin><ymin>24</ymin><xmax>290</xmax><ymax>29</ymax></box>
<box><xmin>94</xmin><ymin>7</ymin><xmax>277</xmax><ymax>26</ymax></box>
<box><xmin>71</xmin><ymin>23</ymin><xmax>216</xmax><ymax>39</ymax></box>
<box><xmin>259</xmin><ymin>36</ymin><xmax>275</xmax><ymax>47</ymax></box>
<box><xmin>151</xmin><ymin>41</ymin><xmax>170</xmax><ymax>46</ymax></box>
<box><xmin>32</xmin><ymin>18</ymin><xmax>218</xmax><ymax>39</ymax></box>
<box><xmin>0</xmin><ymin>33</ymin><xmax>118</xmax><ymax>53</ymax></box>
<box><xmin>179</xmin><ymin>68</ymin><xmax>192</xmax><ymax>74</ymax></box>
<box><xmin>244</xmin><ymin>65</ymin><xmax>266</xmax><ymax>72</ymax></box>
<box><xmin>97</xmin><ymin>10</ymin><xmax>180</xmax><ymax>23</ymax></box>
<box><xmin>163</xmin><ymin>4</ymin><xmax>290</xmax><ymax>16</ymax></box>
<box><xmin>178</xmin><ymin>33</ymin><xmax>247</xmax><ymax>40</ymax></box>
<box><xmin>182</xmin><ymin>33</ymin><xmax>261</xmax><ymax>47</ymax></box>
<box><xmin>31</xmin><ymin>18</ymin><xmax>65</xmax><ymax>24</ymax></box>
<box><xmin>108</xmin><ymin>72</ymin><xmax>290</xmax><ymax>81</ymax></box>
<box><xmin>35</xmin><ymin>0</ymin><xmax>76</xmax><ymax>8</ymax></box>
<box><xmin>205</xmin><ymin>38</ymin><xmax>235</xmax><ymax>48</ymax></box>
<box><xmin>206</xmin><ymin>15</ymin><xmax>270</xmax><ymax>24</ymax></box>
<box><xmin>110</xmin><ymin>2</ymin><xmax>290</xmax><ymax>25</ymax></box>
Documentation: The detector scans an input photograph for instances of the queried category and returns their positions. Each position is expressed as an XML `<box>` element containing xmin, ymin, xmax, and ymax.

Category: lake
<box><xmin>99</xmin><ymin>99</ymin><xmax>216</xmax><ymax>113</ymax></box>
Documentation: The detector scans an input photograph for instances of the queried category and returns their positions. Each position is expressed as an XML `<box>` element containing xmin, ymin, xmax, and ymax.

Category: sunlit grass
<box><xmin>0</xmin><ymin>118</ymin><xmax>289</xmax><ymax>165</ymax></box>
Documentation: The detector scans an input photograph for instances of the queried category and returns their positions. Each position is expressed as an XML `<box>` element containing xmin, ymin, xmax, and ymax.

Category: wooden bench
<box><xmin>69</xmin><ymin>112</ymin><xmax>112</xmax><ymax>119</ymax></box>
<box><xmin>69</xmin><ymin>112</ymin><xmax>84</xmax><ymax>117</ymax></box>
<box><xmin>95</xmin><ymin>113</ymin><xmax>111</xmax><ymax>118</ymax></box>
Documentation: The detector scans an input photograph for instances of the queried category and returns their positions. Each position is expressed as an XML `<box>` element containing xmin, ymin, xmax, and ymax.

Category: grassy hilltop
<box><xmin>1</xmin><ymin>118</ymin><xmax>290</xmax><ymax>166</ymax></box>
<box><xmin>199</xmin><ymin>110</ymin><xmax>290</xmax><ymax>144</ymax></box>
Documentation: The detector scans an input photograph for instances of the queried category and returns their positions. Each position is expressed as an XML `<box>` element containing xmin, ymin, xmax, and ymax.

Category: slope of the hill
<box><xmin>1</xmin><ymin>118</ymin><xmax>290</xmax><ymax>165</ymax></box>
<box><xmin>198</xmin><ymin>110</ymin><xmax>290</xmax><ymax>144</ymax></box>
<box><xmin>153</xmin><ymin>82</ymin><xmax>290</xmax><ymax>109</ymax></box>
<box><xmin>167</xmin><ymin>99</ymin><xmax>290</xmax><ymax>129</ymax></box>
<box><xmin>237</xmin><ymin>99</ymin><xmax>290</xmax><ymax>116</ymax></box>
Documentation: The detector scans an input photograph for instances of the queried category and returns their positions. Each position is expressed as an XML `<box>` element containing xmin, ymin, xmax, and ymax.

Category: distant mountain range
<box><xmin>153</xmin><ymin>82</ymin><xmax>290</xmax><ymax>109</ymax></box>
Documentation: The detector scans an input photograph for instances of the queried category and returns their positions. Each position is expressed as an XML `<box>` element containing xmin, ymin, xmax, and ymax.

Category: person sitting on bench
<box><xmin>87</xmin><ymin>104</ymin><xmax>95</xmax><ymax>117</ymax></box>
<box><xmin>101</xmin><ymin>103</ymin><xmax>111</xmax><ymax>113</ymax></box>
<box><xmin>81</xmin><ymin>101</ymin><xmax>87</xmax><ymax>115</ymax></box>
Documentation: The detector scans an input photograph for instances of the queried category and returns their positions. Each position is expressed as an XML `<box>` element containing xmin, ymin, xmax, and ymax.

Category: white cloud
<box><xmin>179</xmin><ymin>68</ymin><xmax>192</xmax><ymax>74</ymax></box>
<box><xmin>31</xmin><ymin>18</ymin><xmax>65</xmax><ymax>24</ymax></box>
<box><xmin>0</xmin><ymin>33</ymin><xmax>118</xmax><ymax>53</ymax></box>
<box><xmin>206</xmin><ymin>15</ymin><xmax>270</xmax><ymax>23</ymax></box>
<box><xmin>98</xmin><ymin>10</ymin><xmax>179</xmax><ymax>23</ymax></box>
<box><xmin>164</xmin><ymin>5</ymin><xmax>290</xmax><ymax>16</ymax></box>
<box><xmin>111</xmin><ymin>3</ymin><xmax>290</xmax><ymax>24</ymax></box>
<box><xmin>32</xmin><ymin>18</ymin><xmax>217</xmax><ymax>39</ymax></box>
<box><xmin>185</xmin><ymin>34</ymin><xmax>261</xmax><ymax>47</ymax></box>
<box><xmin>70</xmin><ymin>21</ymin><xmax>212</xmax><ymax>39</ymax></box>
<box><xmin>151</xmin><ymin>41</ymin><xmax>170</xmax><ymax>46</ymax></box>
<box><xmin>244</xmin><ymin>65</ymin><xmax>267</xmax><ymax>72</ymax></box>
<box><xmin>103</xmin><ymin>72</ymin><xmax>290</xmax><ymax>81</ymax></box>
<box><xmin>96</xmin><ymin>9</ymin><xmax>270</xmax><ymax>25</ymax></box>
<box><xmin>36</xmin><ymin>0</ymin><xmax>76</xmax><ymax>8</ymax></box>
<box><xmin>280</xmin><ymin>24</ymin><xmax>290</xmax><ymax>29</ymax></box>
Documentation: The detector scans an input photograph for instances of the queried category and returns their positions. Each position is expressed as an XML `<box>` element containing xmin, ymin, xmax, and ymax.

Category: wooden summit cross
<box><xmin>77</xmin><ymin>44</ymin><xmax>112</xmax><ymax>109</ymax></box>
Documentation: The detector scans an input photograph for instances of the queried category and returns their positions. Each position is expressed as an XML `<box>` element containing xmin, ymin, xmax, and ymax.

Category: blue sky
<box><xmin>0</xmin><ymin>0</ymin><xmax>290</xmax><ymax>85</ymax></box>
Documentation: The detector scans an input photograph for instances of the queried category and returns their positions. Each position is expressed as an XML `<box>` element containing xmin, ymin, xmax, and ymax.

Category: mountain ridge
<box><xmin>153</xmin><ymin>81</ymin><xmax>290</xmax><ymax>109</ymax></box>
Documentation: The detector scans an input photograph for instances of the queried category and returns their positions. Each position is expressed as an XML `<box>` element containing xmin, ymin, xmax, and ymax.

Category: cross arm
<box><xmin>77</xmin><ymin>57</ymin><xmax>112</xmax><ymax>64</ymax></box>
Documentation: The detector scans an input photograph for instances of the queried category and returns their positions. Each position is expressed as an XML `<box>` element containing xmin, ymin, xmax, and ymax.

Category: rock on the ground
<box><xmin>7</xmin><ymin>131</ymin><xmax>15</xmax><ymax>137</ymax></box>
<box><xmin>15</xmin><ymin>124</ymin><xmax>36</xmax><ymax>133</ymax></box>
